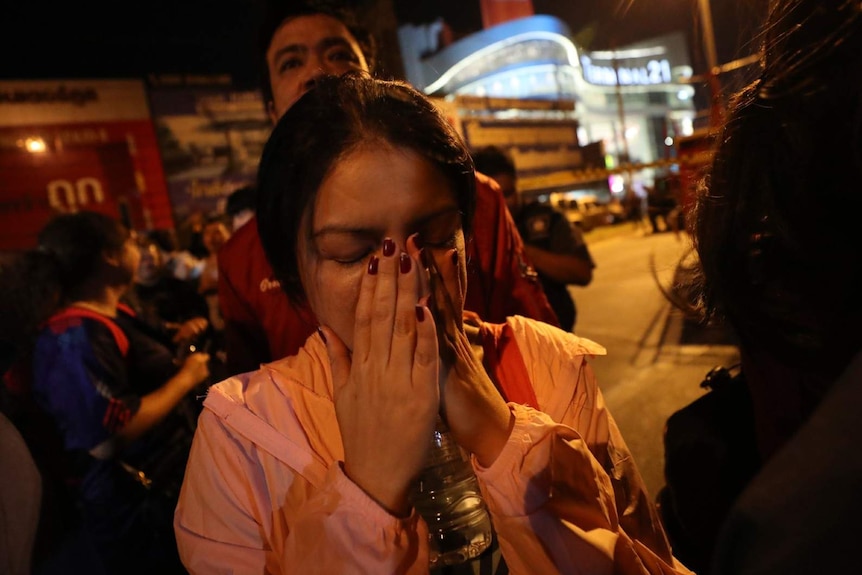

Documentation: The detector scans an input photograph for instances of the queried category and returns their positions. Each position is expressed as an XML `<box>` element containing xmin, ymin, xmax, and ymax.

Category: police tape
<box><xmin>518</xmin><ymin>152</ymin><xmax>715</xmax><ymax>190</ymax></box>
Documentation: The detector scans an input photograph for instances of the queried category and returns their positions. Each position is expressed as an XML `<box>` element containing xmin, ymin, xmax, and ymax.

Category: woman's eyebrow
<box><xmin>412</xmin><ymin>206</ymin><xmax>461</xmax><ymax>227</ymax></box>
<box><xmin>311</xmin><ymin>226</ymin><xmax>375</xmax><ymax>240</ymax></box>
<box><xmin>311</xmin><ymin>206</ymin><xmax>461</xmax><ymax>239</ymax></box>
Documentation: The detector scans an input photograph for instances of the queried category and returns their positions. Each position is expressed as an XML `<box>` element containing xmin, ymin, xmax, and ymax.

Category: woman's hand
<box><xmin>320</xmin><ymin>235</ymin><xmax>439</xmax><ymax>516</ymax></box>
<box><xmin>426</xmin><ymin>248</ymin><xmax>514</xmax><ymax>467</ymax></box>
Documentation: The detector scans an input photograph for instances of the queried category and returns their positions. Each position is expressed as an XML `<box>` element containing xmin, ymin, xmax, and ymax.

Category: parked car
<box><xmin>558</xmin><ymin>195</ymin><xmax>612</xmax><ymax>231</ymax></box>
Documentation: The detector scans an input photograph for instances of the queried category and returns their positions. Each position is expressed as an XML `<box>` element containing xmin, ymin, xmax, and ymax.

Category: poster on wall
<box><xmin>0</xmin><ymin>79</ymin><xmax>173</xmax><ymax>251</ymax></box>
<box><xmin>147</xmin><ymin>84</ymin><xmax>271</xmax><ymax>238</ymax></box>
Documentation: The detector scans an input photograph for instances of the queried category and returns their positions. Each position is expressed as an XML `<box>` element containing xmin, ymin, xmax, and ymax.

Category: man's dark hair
<box><xmin>256</xmin><ymin>72</ymin><xmax>476</xmax><ymax>301</ymax></box>
<box><xmin>226</xmin><ymin>185</ymin><xmax>257</xmax><ymax>217</ymax></box>
<box><xmin>257</xmin><ymin>0</ymin><xmax>377</xmax><ymax>106</ymax></box>
<box><xmin>472</xmin><ymin>145</ymin><xmax>516</xmax><ymax>179</ymax></box>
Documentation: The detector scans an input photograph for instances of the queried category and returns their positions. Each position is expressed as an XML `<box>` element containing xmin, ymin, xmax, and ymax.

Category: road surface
<box><xmin>574</xmin><ymin>226</ymin><xmax>740</xmax><ymax>498</ymax></box>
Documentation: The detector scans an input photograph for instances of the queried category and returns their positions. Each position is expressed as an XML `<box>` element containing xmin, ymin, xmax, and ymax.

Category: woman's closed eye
<box><xmin>422</xmin><ymin>233</ymin><xmax>458</xmax><ymax>250</ymax></box>
<box><xmin>418</xmin><ymin>211</ymin><xmax>463</xmax><ymax>250</ymax></box>
<box><xmin>314</xmin><ymin>234</ymin><xmax>375</xmax><ymax>267</ymax></box>
<box><xmin>333</xmin><ymin>249</ymin><xmax>372</xmax><ymax>266</ymax></box>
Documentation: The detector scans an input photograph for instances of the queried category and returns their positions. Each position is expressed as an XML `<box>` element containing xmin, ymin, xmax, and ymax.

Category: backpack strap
<box><xmin>480</xmin><ymin>322</ymin><xmax>539</xmax><ymax>409</ymax></box>
<box><xmin>116</xmin><ymin>302</ymin><xmax>137</xmax><ymax>318</ymax></box>
<box><xmin>46</xmin><ymin>306</ymin><xmax>129</xmax><ymax>357</ymax></box>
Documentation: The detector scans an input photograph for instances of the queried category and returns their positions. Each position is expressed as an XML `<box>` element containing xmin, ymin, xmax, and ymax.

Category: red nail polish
<box><xmin>415</xmin><ymin>305</ymin><xmax>425</xmax><ymax>322</ymax></box>
<box><xmin>412</xmin><ymin>234</ymin><xmax>424</xmax><ymax>249</ymax></box>
<box><xmin>367</xmin><ymin>255</ymin><xmax>379</xmax><ymax>275</ymax></box>
<box><xmin>399</xmin><ymin>252</ymin><xmax>411</xmax><ymax>273</ymax></box>
<box><xmin>383</xmin><ymin>237</ymin><xmax>396</xmax><ymax>257</ymax></box>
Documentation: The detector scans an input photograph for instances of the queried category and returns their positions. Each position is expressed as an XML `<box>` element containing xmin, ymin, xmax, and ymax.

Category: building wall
<box><xmin>0</xmin><ymin>80</ymin><xmax>173</xmax><ymax>250</ymax></box>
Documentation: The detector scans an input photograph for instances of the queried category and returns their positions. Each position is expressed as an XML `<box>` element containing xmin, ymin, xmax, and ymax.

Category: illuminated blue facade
<box><xmin>399</xmin><ymin>15</ymin><xmax>697</xmax><ymax>175</ymax></box>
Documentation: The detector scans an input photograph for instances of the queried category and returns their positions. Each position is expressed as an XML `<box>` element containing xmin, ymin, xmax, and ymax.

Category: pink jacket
<box><xmin>174</xmin><ymin>316</ymin><xmax>692</xmax><ymax>574</ymax></box>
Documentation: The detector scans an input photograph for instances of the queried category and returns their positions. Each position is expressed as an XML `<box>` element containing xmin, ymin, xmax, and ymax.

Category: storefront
<box><xmin>0</xmin><ymin>80</ymin><xmax>173</xmax><ymax>250</ymax></box>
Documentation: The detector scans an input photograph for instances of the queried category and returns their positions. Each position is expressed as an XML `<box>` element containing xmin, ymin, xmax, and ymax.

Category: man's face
<box><xmin>203</xmin><ymin>222</ymin><xmax>230</xmax><ymax>255</ymax></box>
<box><xmin>136</xmin><ymin>243</ymin><xmax>162</xmax><ymax>286</ymax></box>
<box><xmin>266</xmin><ymin>13</ymin><xmax>369</xmax><ymax>123</ymax></box>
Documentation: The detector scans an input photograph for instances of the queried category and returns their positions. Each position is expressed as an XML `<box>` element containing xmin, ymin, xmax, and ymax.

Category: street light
<box><xmin>694</xmin><ymin>0</ymin><xmax>724</xmax><ymax>127</ymax></box>
<box><xmin>696</xmin><ymin>0</ymin><xmax>720</xmax><ymax>73</ymax></box>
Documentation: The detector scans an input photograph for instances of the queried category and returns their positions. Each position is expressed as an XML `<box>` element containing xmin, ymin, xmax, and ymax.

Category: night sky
<box><xmin>1</xmin><ymin>0</ymin><xmax>767</xmax><ymax>89</ymax></box>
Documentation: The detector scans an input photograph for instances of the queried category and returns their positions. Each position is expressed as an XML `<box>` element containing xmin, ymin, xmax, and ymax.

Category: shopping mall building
<box><xmin>398</xmin><ymin>11</ymin><xmax>697</xmax><ymax>202</ymax></box>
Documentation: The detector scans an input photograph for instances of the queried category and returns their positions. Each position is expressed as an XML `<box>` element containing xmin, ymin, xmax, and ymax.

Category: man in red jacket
<box><xmin>218</xmin><ymin>1</ymin><xmax>558</xmax><ymax>375</ymax></box>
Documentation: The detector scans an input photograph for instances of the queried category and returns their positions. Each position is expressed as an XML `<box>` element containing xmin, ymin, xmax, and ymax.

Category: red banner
<box><xmin>480</xmin><ymin>0</ymin><xmax>534</xmax><ymax>29</ymax></box>
<box><xmin>0</xmin><ymin>80</ymin><xmax>173</xmax><ymax>251</ymax></box>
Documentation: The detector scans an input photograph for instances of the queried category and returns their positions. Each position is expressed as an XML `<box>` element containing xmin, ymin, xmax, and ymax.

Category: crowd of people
<box><xmin>1</xmin><ymin>0</ymin><xmax>858</xmax><ymax>573</ymax></box>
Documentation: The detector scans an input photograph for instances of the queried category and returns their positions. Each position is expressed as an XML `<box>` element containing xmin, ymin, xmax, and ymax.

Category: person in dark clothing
<box><xmin>662</xmin><ymin>0</ymin><xmax>862</xmax><ymax>573</ymax></box>
<box><xmin>0</xmin><ymin>211</ymin><xmax>210</xmax><ymax>574</ymax></box>
<box><xmin>472</xmin><ymin>146</ymin><xmax>594</xmax><ymax>331</ymax></box>
<box><xmin>126</xmin><ymin>234</ymin><xmax>210</xmax><ymax>351</ymax></box>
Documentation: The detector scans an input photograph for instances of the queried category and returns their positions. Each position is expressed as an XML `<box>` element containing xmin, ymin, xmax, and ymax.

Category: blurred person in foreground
<box><xmin>679</xmin><ymin>0</ymin><xmax>862</xmax><ymax>572</ymax></box>
<box><xmin>0</xmin><ymin>211</ymin><xmax>209</xmax><ymax>574</ymax></box>
<box><xmin>174</xmin><ymin>71</ymin><xmax>692</xmax><ymax>575</ymax></box>
<box><xmin>472</xmin><ymin>145</ymin><xmax>595</xmax><ymax>332</ymax></box>
<box><xmin>216</xmin><ymin>0</ymin><xmax>558</xmax><ymax>376</ymax></box>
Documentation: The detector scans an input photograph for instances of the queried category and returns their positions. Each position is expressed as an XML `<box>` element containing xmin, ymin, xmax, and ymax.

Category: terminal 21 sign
<box><xmin>578</xmin><ymin>33</ymin><xmax>691</xmax><ymax>88</ymax></box>
<box><xmin>580</xmin><ymin>55</ymin><xmax>672</xmax><ymax>87</ymax></box>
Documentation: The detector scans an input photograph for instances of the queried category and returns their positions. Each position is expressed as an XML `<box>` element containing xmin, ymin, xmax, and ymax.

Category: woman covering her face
<box><xmin>174</xmin><ymin>73</ymin><xmax>692</xmax><ymax>575</ymax></box>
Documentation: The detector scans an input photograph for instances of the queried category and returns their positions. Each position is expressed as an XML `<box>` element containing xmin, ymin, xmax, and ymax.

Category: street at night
<box><xmin>3</xmin><ymin>0</ymin><xmax>859</xmax><ymax>573</ymax></box>
<box><xmin>576</xmin><ymin>225</ymin><xmax>738</xmax><ymax>496</ymax></box>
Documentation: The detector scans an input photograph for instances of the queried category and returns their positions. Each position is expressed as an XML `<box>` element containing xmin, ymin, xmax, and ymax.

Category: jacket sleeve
<box><xmin>471</xmin><ymin>172</ymin><xmax>560</xmax><ymax>327</ymax></box>
<box><xmin>174</xmin><ymin>404</ymin><xmax>431</xmax><ymax>574</ymax></box>
<box><xmin>473</xmin><ymin>321</ymin><xmax>693</xmax><ymax>575</ymax></box>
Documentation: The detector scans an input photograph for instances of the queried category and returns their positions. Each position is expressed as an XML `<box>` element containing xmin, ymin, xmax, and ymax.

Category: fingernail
<box><xmin>383</xmin><ymin>237</ymin><xmax>396</xmax><ymax>257</ymax></box>
<box><xmin>451</xmin><ymin>250</ymin><xmax>459</xmax><ymax>266</ymax></box>
<box><xmin>415</xmin><ymin>305</ymin><xmax>425</xmax><ymax>322</ymax></box>
<box><xmin>367</xmin><ymin>255</ymin><xmax>379</xmax><ymax>275</ymax></box>
<box><xmin>317</xmin><ymin>326</ymin><xmax>327</xmax><ymax>343</ymax></box>
<box><xmin>412</xmin><ymin>234</ymin><xmax>423</xmax><ymax>249</ymax></box>
<box><xmin>399</xmin><ymin>252</ymin><xmax>411</xmax><ymax>273</ymax></box>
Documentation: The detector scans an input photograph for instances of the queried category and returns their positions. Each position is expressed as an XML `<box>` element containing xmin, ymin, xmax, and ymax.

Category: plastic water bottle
<box><xmin>409</xmin><ymin>417</ymin><xmax>493</xmax><ymax>567</ymax></box>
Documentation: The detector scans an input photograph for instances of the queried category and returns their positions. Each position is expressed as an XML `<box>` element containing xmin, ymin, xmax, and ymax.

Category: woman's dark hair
<box><xmin>0</xmin><ymin>211</ymin><xmax>129</xmax><ymax>344</ymax></box>
<box><xmin>257</xmin><ymin>0</ymin><xmax>376</xmax><ymax>107</ymax></box>
<box><xmin>256</xmin><ymin>72</ymin><xmax>476</xmax><ymax>302</ymax></box>
<box><xmin>693</xmin><ymin>0</ymin><xmax>862</xmax><ymax>370</ymax></box>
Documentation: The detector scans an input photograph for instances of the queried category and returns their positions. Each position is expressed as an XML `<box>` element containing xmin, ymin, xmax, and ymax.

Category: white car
<box><xmin>559</xmin><ymin>195</ymin><xmax>612</xmax><ymax>231</ymax></box>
